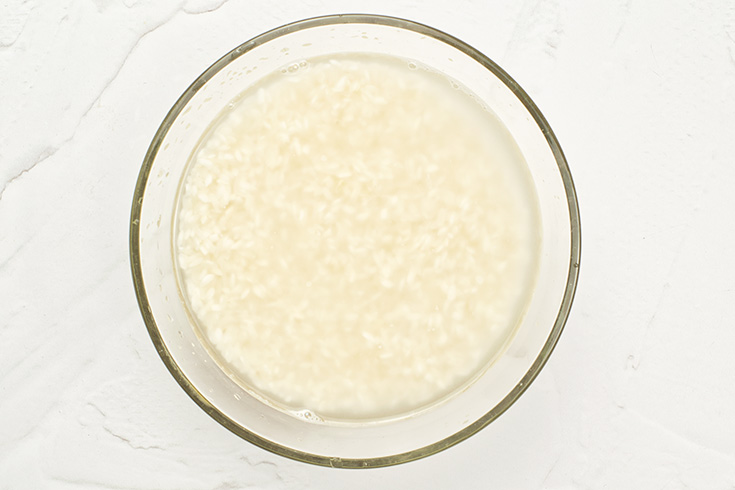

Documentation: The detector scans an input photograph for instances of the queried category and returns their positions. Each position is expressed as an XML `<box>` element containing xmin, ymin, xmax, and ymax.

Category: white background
<box><xmin>2</xmin><ymin>1</ymin><xmax>734</xmax><ymax>488</ymax></box>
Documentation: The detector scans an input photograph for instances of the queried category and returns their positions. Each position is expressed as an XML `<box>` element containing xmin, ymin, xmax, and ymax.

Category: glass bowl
<box><xmin>130</xmin><ymin>14</ymin><xmax>580</xmax><ymax>468</ymax></box>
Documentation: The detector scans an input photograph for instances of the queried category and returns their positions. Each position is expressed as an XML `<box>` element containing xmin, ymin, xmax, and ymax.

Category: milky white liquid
<box><xmin>175</xmin><ymin>54</ymin><xmax>541</xmax><ymax>421</ymax></box>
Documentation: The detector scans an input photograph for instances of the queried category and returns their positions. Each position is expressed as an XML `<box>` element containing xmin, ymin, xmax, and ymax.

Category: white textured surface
<box><xmin>1</xmin><ymin>0</ymin><xmax>734</xmax><ymax>488</ymax></box>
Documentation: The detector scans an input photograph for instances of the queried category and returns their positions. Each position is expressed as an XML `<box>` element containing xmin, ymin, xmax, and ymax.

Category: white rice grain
<box><xmin>176</xmin><ymin>54</ymin><xmax>541</xmax><ymax>420</ymax></box>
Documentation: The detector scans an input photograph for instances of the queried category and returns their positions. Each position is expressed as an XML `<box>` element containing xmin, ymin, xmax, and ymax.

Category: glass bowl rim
<box><xmin>129</xmin><ymin>13</ymin><xmax>581</xmax><ymax>469</ymax></box>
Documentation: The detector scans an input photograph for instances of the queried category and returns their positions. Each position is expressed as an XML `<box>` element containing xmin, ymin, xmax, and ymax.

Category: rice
<box><xmin>176</xmin><ymin>54</ymin><xmax>541</xmax><ymax>420</ymax></box>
